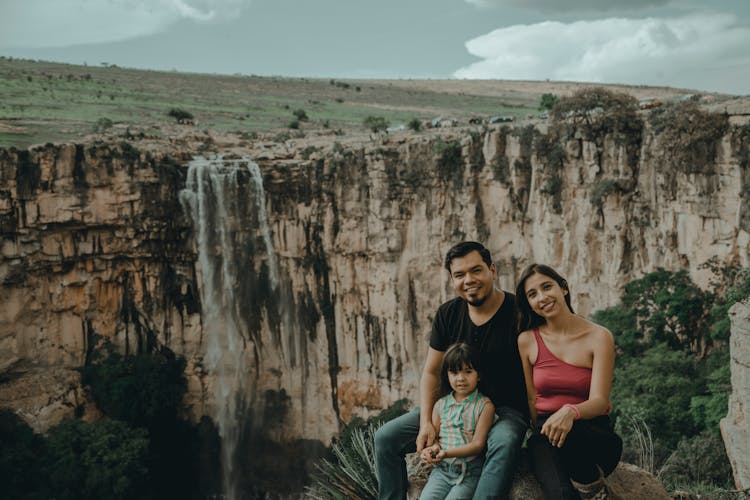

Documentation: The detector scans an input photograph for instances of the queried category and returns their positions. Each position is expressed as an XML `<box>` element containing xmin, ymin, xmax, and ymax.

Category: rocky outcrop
<box><xmin>0</xmin><ymin>110</ymin><xmax>748</xmax><ymax>450</ymax></box>
<box><xmin>722</xmin><ymin>298</ymin><xmax>750</xmax><ymax>490</ymax></box>
<box><xmin>406</xmin><ymin>454</ymin><xmax>671</xmax><ymax>499</ymax></box>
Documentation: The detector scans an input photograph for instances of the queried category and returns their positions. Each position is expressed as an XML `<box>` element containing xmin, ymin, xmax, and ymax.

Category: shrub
<box><xmin>363</xmin><ymin>116</ymin><xmax>389</xmax><ymax>133</ymax></box>
<box><xmin>167</xmin><ymin>108</ymin><xmax>194</xmax><ymax>122</ymax></box>
<box><xmin>46</xmin><ymin>419</ymin><xmax>149</xmax><ymax>500</ymax></box>
<box><xmin>539</xmin><ymin>93</ymin><xmax>559</xmax><ymax>111</ymax></box>
<box><xmin>93</xmin><ymin>117</ymin><xmax>113</xmax><ymax>133</ymax></box>
<box><xmin>288</xmin><ymin>119</ymin><xmax>300</xmax><ymax>129</ymax></box>
<box><xmin>408</xmin><ymin>118</ymin><xmax>422</xmax><ymax>131</ymax></box>
<box><xmin>0</xmin><ymin>410</ymin><xmax>48</xmax><ymax>499</ymax></box>
<box><xmin>293</xmin><ymin>109</ymin><xmax>309</xmax><ymax>121</ymax></box>
<box><xmin>81</xmin><ymin>346</ymin><xmax>187</xmax><ymax>429</ymax></box>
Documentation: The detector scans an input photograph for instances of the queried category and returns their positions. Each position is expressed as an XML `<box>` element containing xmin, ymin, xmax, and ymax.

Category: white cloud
<box><xmin>454</xmin><ymin>13</ymin><xmax>750</xmax><ymax>94</ymax></box>
<box><xmin>0</xmin><ymin>0</ymin><xmax>249</xmax><ymax>48</ymax></box>
<box><xmin>463</xmin><ymin>0</ymin><xmax>670</xmax><ymax>12</ymax></box>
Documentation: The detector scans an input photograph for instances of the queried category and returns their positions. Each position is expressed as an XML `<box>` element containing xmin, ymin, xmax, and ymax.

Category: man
<box><xmin>374</xmin><ymin>241</ymin><xmax>529</xmax><ymax>499</ymax></box>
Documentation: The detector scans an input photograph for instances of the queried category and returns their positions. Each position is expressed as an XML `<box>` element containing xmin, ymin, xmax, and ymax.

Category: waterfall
<box><xmin>179</xmin><ymin>155</ymin><xmax>277</xmax><ymax>499</ymax></box>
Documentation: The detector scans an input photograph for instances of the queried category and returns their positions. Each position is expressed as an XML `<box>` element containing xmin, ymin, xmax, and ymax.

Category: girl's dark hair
<box><xmin>440</xmin><ymin>343</ymin><xmax>482</xmax><ymax>395</ymax></box>
<box><xmin>515</xmin><ymin>263</ymin><xmax>574</xmax><ymax>333</ymax></box>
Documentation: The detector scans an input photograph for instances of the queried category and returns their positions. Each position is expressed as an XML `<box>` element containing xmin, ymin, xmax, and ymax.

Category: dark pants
<box><xmin>527</xmin><ymin>414</ymin><xmax>622</xmax><ymax>500</ymax></box>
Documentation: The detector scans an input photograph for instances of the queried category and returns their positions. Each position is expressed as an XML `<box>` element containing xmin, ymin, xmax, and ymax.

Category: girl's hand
<box><xmin>540</xmin><ymin>406</ymin><xmax>576</xmax><ymax>448</ymax></box>
<box><xmin>420</xmin><ymin>444</ymin><xmax>444</xmax><ymax>463</ymax></box>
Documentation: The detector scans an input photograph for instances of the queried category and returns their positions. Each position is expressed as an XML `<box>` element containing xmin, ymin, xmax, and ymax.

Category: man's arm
<box><xmin>416</xmin><ymin>347</ymin><xmax>444</xmax><ymax>453</ymax></box>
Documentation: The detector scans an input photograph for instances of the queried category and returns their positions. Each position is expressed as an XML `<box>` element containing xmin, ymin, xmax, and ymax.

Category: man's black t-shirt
<box><xmin>429</xmin><ymin>292</ymin><xmax>528</xmax><ymax>417</ymax></box>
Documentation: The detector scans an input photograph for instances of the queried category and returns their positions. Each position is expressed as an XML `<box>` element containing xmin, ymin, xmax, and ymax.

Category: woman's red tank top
<box><xmin>532</xmin><ymin>328</ymin><xmax>591</xmax><ymax>413</ymax></box>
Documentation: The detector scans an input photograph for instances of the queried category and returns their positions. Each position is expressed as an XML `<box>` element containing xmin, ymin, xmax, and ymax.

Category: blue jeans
<box><xmin>374</xmin><ymin>406</ymin><xmax>527</xmax><ymax>500</ymax></box>
<box><xmin>420</xmin><ymin>458</ymin><xmax>484</xmax><ymax>500</ymax></box>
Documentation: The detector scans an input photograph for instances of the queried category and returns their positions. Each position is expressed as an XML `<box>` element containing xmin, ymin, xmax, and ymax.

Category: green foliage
<box><xmin>408</xmin><ymin>118</ymin><xmax>422</xmax><ymax>131</ymax></box>
<box><xmin>620</xmin><ymin>269</ymin><xmax>711</xmax><ymax>354</ymax></box>
<box><xmin>433</xmin><ymin>139</ymin><xmax>464</xmax><ymax>187</ymax></box>
<box><xmin>94</xmin><ymin>117</ymin><xmax>113</xmax><ymax>132</ymax></box>
<box><xmin>81</xmin><ymin>346</ymin><xmax>187</xmax><ymax>429</ymax></box>
<box><xmin>553</xmin><ymin>87</ymin><xmax>643</xmax><ymax>147</ymax></box>
<box><xmin>660</xmin><ymin>430</ymin><xmax>734</xmax><ymax>490</ymax></box>
<box><xmin>592</xmin><ymin>304</ymin><xmax>640</xmax><ymax>357</ymax></box>
<box><xmin>293</xmin><ymin>108</ymin><xmax>309</xmax><ymax>121</ymax></box>
<box><xmin>167</xmin><ymin>108</ymin><xmax>194</xmax><ymax>122</ymax></box>
<box><xmin>590</xmin><ymin>178</ymin><xmax>620</xmax><ymax>209</ymax></box>
<box><xmin>690</xmin><ymin>350</ymin><xmax>731</xmax><ymax>430</ymax></box>
<box><xmin>288</xmin><ymin>119</ymin><xmax>300</xmax><ymax>129</ymax></box>
<box><xmin>539</xmin><ymin>93</ymin><xmax>559</xmax><ymax>111</ymax></box>
<box><xmin>0</xmin><ymin>409</ymin><xmax>48</xmax><ymax>499</ymax></box>
<box><xmin>709</xmin><ymin>267</ymin><xmax>750</xmax><ymax>341</ymax></box>
<box><xmin>613</xmin><ymin>343</ymin><xmax>700</xmax><ymax>454</ymax></box>
<box><xmin>46</xmin><ymin>418</ymin><xmax>149</xmax><ymax>500</ymax></box>
<box><xmin>649</xmin><ymin>102</ymin><xmax>729</xmax><ymax>174</ymax></box>
<box><xmin>363</xmin><ymin>115</ymin><xmax>389</xmax><ymax>132</ymax></box>
<box><xmin>307</xmin><ymin>425</ymin><xmax>378</xmax><ymax>500</ymax></box>
<box><xmin>306</xmin><ymin>399</ymin><xmax>409</xmax><ymax>500</ymax></box>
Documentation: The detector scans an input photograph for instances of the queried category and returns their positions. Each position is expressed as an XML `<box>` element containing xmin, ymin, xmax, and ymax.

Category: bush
<box><xmin>363</xmin><ymin>116</ymin><xmax>389</xmax><ymax>133</ymax></box>
<box><xmin>94</xmin><ymin>117</ymin><xmax>113</xmax><ymax>133</ymax></box>
<box><xmin>167</xmin><ymin>108</ymin><xmax>194</xmax><ymax>122</ymax></box>
<box><xmin>81</xmin><ymin>346</ymin><xmax>187</xmax><ymax>429</ymax></box>
<box><xmin>46</xmin><ymin>419</ymin><xmax>149</xmax><ymax>500</ymax></box>
<box><xmin>293</xmin><ymin>109</ymin><xmax>309</xmax><ymax>121</ymax></box>
<box><xmin>288</xmin><ymin>119</ymin><xmax>300</xmax><ymax>129</ymax></box>
<box><xmin>539</xmin><ymin>93</ymin><xmax>559</xmax><ymax>111</ymax></box>
<box><xmin>0</xmin><ymin>410</ymin><xmax>48</xmax><ymax>499</ymax></box>
<box><xmin>408</xmin><ymin>118</ymin><xmax>422</xmax><ymax>131</ymax></box>
<box><xmin>660</xmin><ymin>430</ymin><xmax>734</xmax><ymax>489</ymax></box>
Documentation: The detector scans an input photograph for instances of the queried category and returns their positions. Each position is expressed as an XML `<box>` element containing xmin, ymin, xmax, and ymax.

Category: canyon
<box><xmin>1</xmin><ymin>102</ymin><xmax>749</xmax><ymax>490</ymax></box>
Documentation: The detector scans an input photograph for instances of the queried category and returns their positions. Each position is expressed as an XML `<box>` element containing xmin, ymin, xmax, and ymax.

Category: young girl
<box><xmin>516</xmin><ymin>264</ymin><xmax>622</xmax><ymax>500</ymax></box>
<box><xmin>419</xmin><ymin>343</ymin><xmax>495</xmax><ymax>500</ymax></box>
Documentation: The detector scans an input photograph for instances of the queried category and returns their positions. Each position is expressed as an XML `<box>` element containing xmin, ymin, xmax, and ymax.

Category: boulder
<box><xmin>406</xmin><ymin>453</ymin><xmax>670</xmax><ymax>499</ymax></box>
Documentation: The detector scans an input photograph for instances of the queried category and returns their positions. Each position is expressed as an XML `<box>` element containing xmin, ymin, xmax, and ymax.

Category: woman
<box><xmin>516</xmin><ymin>264</ymin><xmax>622</xmax><ymax>499</ymax></box>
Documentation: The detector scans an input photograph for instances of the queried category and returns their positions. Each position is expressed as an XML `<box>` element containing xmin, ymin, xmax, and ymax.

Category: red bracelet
<box><xmin>563</xmin><ymin>404</ymin><xmax>581</xmax><ymax>420</ymax></box>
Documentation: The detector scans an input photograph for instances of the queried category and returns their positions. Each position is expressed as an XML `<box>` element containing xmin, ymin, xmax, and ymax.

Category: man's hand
<box><xmin>420</xmin><ymin>443</ymin><xmax>444</xmax><ymax>464</ymax></box>
<box><xmin>416</xmin><ymin>422</ymin><xmax>437</xmax><ymax>453</ymax></box>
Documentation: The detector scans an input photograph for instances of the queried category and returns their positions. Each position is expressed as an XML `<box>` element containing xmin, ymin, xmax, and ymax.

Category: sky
<box><xmin>1</xmin><ymin>0</ymin><xmax>749</xmax><ymax>95</ymax></box>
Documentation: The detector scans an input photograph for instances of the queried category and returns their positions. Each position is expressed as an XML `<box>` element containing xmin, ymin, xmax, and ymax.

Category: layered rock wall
<box><xmin>722</xmin><ymin>299</ymin><xmax>750</xmax><ymax>490</ymax></box>
<box><xmin>1</xmin><ymin>115</ymin><xmax>748</xmax><ymax>445</ymax></box>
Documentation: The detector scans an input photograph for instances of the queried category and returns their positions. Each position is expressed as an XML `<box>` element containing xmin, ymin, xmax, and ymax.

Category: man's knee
<box><xmin>486</xmin><ymin>417</ymin><xmax>527</xmax><ymax>457</ymax></box>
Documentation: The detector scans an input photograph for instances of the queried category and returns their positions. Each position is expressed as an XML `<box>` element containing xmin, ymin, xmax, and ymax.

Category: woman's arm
<box><xmin>517</xmin><ymin>330</ymin><xmax>538</xmax><ymax>426</ymax></box>
<box><xmin>540</xmin><ymin>326</ymin><xmax>615</xmax><ymax>447</ymax></box>
<box><xmin>433</xmin><ymin>402</ymin><xmax>496</xmax><ymax>460</ymax></box>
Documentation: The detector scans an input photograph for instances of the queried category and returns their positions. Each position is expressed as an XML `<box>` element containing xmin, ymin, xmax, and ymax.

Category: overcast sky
<box><xmin>1</xmin><ymin>0</ymin><xmax>749</xmax><ymax>95</ymax></box>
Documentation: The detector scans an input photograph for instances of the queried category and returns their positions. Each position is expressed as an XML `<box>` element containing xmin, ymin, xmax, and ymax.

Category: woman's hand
<box><xmin>540</xmin><ymin>405</ymin><xmax>577</xmax><ymax>448</ymax></box>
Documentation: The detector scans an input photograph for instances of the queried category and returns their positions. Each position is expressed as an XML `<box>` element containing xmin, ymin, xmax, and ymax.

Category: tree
<box><xmin>539</xmin><ymin>93</ymin><xmax>559</xmax><ymax>111</ymax></box>
<box><xmin>82</xmin><ymin>346</ymin><xmax>187</xmax><ymax>429</ymax></box>
<box><xmin>45</xmin><ymin>419</ymin><xmax>149</xmax><ymax>500</ymax></box>
<box><xmin>363</xmin><ymin>115</ymin><xmax>389</xmax><ymax>133</ymax></box>
<box><xmin>620</xmin><ymin>269</ymin><xmax>711</xmax><ymax>356</ymax></box>
<box><xmin>0</xmin><ymin>410</ymin><xmax>49</xmax><ymax>499</ymax></box>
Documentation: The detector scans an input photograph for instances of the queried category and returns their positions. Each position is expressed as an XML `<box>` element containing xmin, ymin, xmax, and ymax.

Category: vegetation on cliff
<box><xmin>594</xmin><ymin>264</ymin><xmax>750</xmax><ymax>493</ymax></box>
<box><xmin>0</xmin><ymin>343</ymin><xmax>222</xmax><ymax>500</ymax></box>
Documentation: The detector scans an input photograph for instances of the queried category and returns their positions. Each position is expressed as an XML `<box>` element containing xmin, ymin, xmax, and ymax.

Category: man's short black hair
<box><xmin>444</xmin><ymin>241</ymin><xmax>493</xmax><ymax>273</ymax></box>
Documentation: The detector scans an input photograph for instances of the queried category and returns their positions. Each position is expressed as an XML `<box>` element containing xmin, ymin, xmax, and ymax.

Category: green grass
<box><xmin>0</xmin><ymin>57</ymin><xmax>537</xmax><ymax>148</ymax></box>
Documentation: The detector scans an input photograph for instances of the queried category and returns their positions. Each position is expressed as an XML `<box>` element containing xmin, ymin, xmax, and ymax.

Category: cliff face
<box><xmin>0</xmin><ymin>112</ymin><xmax>748</xmax><ymax>447</ymax></box>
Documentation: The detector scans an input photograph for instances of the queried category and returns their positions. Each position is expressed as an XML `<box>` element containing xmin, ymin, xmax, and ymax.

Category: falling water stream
<box><xmin>180</xmin><ymin>155</ymin><xmax>277</xmax><ymax>499</ymax></box>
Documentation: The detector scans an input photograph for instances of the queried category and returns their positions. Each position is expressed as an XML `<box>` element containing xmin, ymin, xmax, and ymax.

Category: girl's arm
<box><xmin>517</xmin><ymin>330</ymin><xmax>538</xmax><ymax>426</ymax></box>
<box><xmin>434</xmin><ymin>402</ymin><xmax>495</xmax><ymax>460</ymax></box>
<box><xmin>540</xmin><ymin>326</ymin><xmax>615</xmax><ymax>447</ymax></box>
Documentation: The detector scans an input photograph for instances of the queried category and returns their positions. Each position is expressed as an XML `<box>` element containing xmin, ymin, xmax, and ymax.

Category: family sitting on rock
<box><xmin>374</xmin><ymin>241</ymin><xmax>622</xmax><ymax>500</ymax></box>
